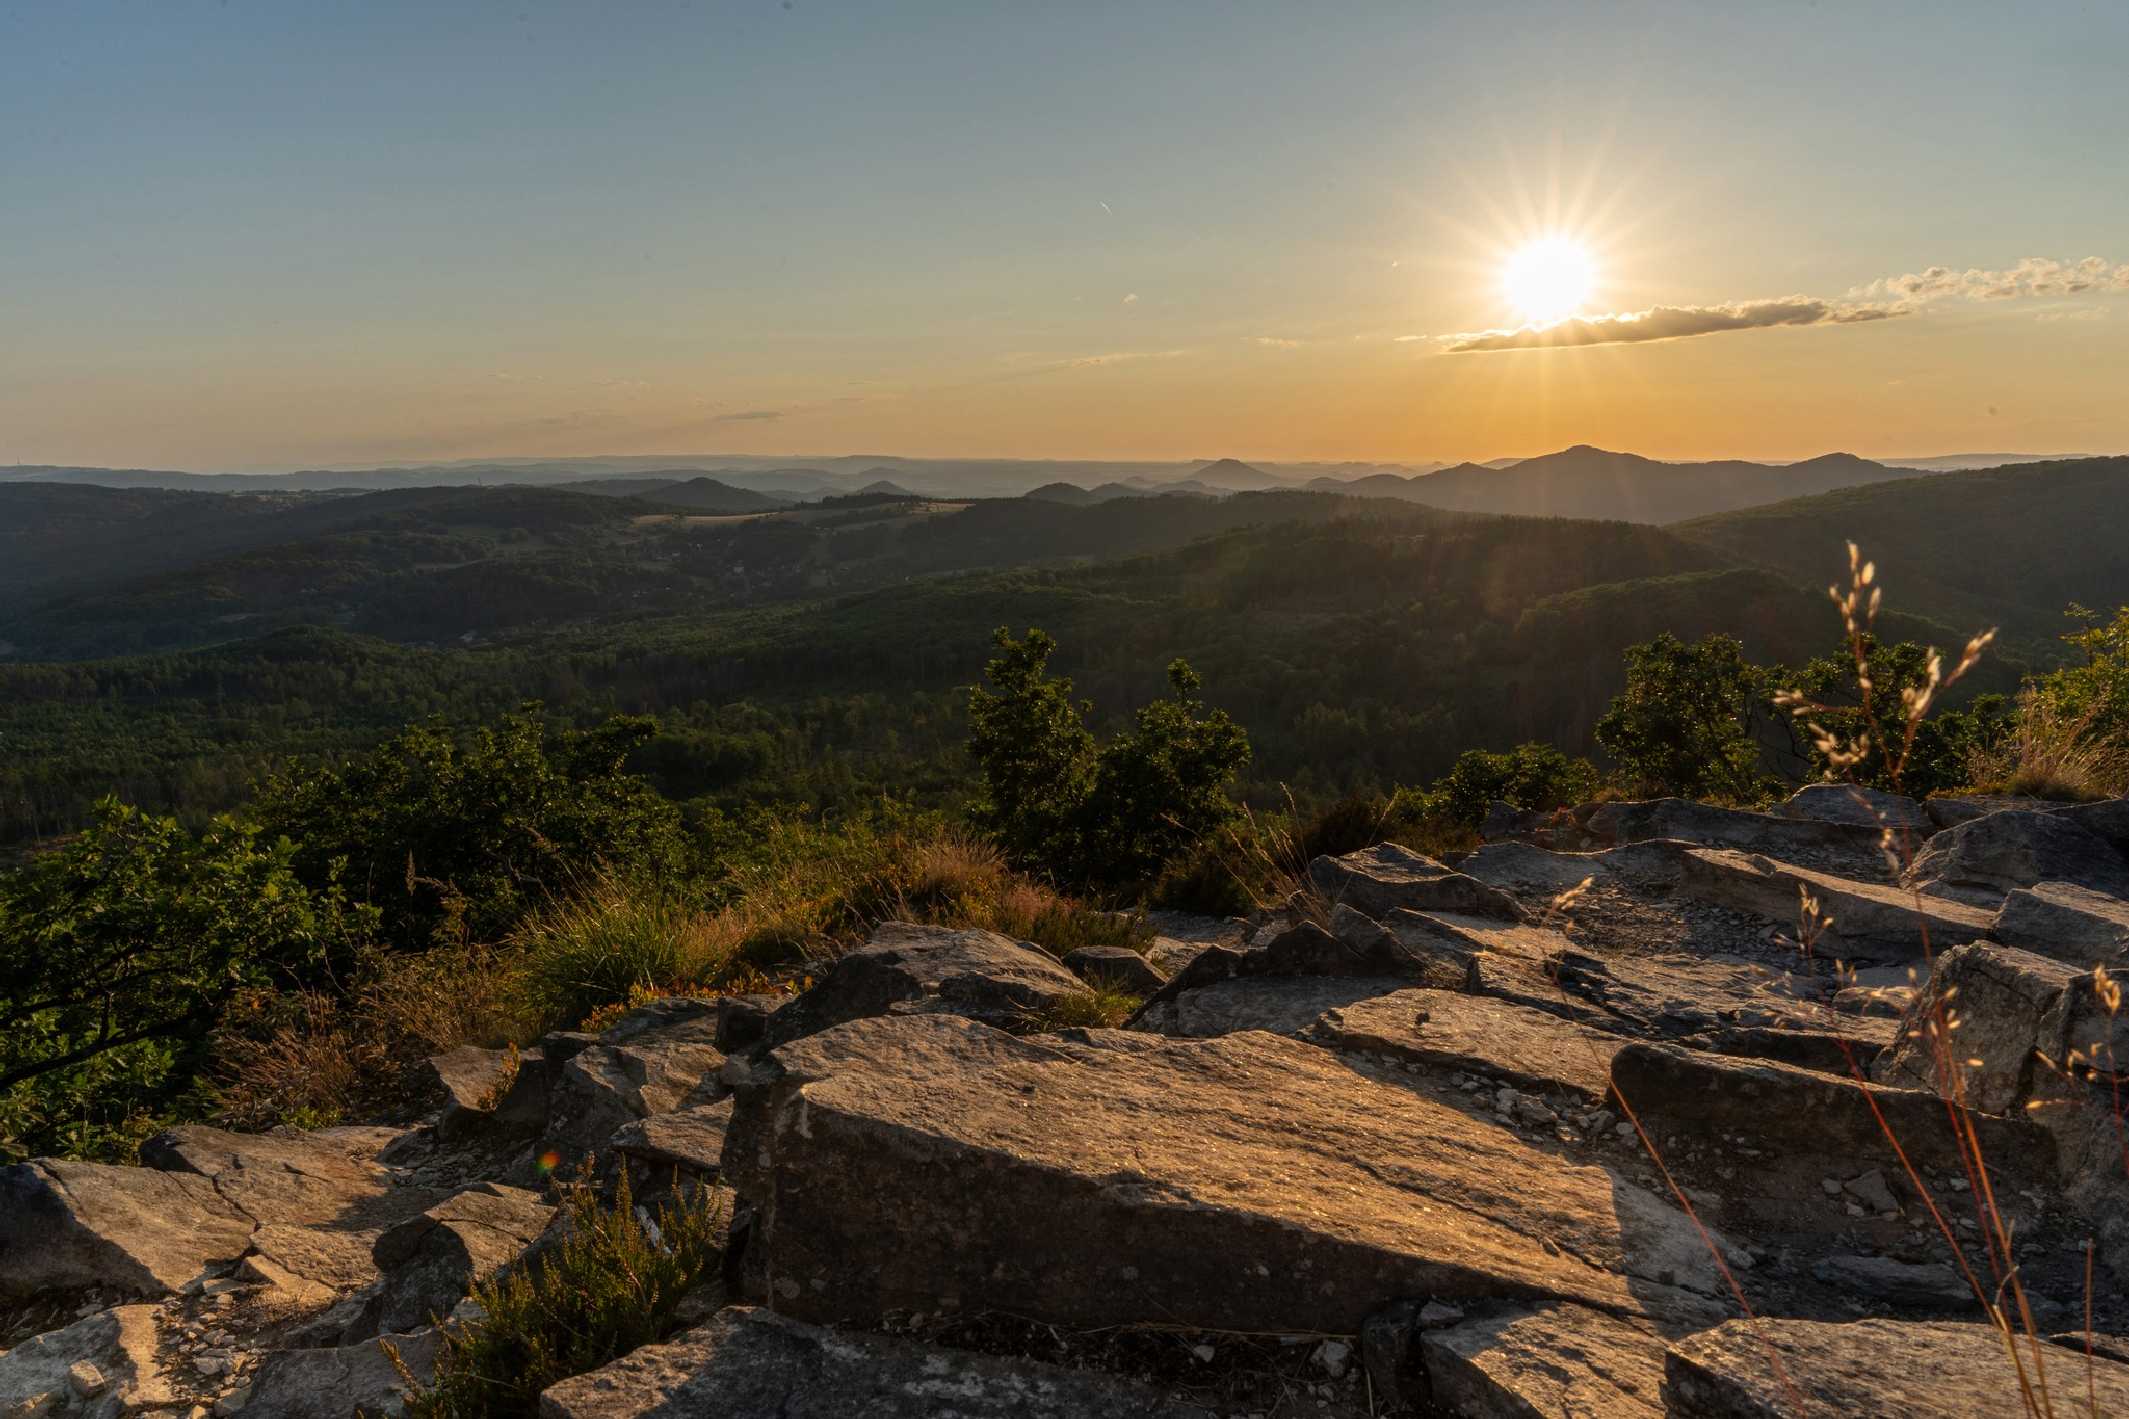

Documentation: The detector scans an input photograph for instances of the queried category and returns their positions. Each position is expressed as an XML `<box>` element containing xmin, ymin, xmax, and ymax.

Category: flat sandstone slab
<box><xmin>537</xmin><ymin>1306</ymin><xmax>1211</xmax><ymax>1418</ymax></box>
<box><xmin>1310</xmin><ymin>987</ymin><xmax>1622</xmax><ymax>1101</ymax></box>
<box><xmin>1664</xmin><ymin>1317</ymin><xmax>2129</xmax><ymax>1418</ymax></box>
<box><xmin>724</xmin><ymin>1014</ymin><xmax>1735</xmax><ymax>1335</ymax></box>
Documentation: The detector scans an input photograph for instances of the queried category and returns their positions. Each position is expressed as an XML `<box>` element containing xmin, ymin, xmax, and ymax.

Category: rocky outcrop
<box><xmin>1307</xmin><ymin>843</ymin><xmax>1524</xmax><ymax>921</ymax></box>
<box><xmin>1310</xmin><ymin>987</ymin><xmax>1622</xmax><ymax>1103</ymax></box>
<box><xmin>1671</xmin><ymin>848</ymin><xmax>1993</xmax><ymax>957</ymax></box>
<box><xmin>10</xmin><ymin>798</ymin><xmax>2129</xmax><ymax>1418</ymax></box>
<box><xmin>1780</xmin><ymin>783</ymin><xmax>1929</xmax><ymax>831</ymax></box>
<box><xmin>757</xmin><ymin>922</ymin><xmax>1085</xmax><ymax>1045</ymax></box>
<box><xmin>357</xmin><ymin>1183</ymin><xmax>553</xmax><ymax>1338</ymax></box>
<box><xmin>1991</xmin><ymin>880</ymin><xmax>2129</xmax><ymax>966</ymax></box>
<box><xmin>1060</xmin><ymin>944</ymin><xmax>1166</xmax><ymax>994</ymax></box>
<box><xmin>1905</xmin><ymin>808</ymin><xmax>2129</xmax><ymax>904</ymax></box>
<box><xmin>0</xmin><ymin>1160</ymin><xmax>255</xmax><ymax>1301</ymax></box>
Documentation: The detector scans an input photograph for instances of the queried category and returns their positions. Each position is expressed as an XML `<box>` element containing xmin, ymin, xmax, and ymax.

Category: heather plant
<box><xmin>398</xmin><ymin>1174</ymin><xmax>729</xmax><ymax>1419</ymax></box>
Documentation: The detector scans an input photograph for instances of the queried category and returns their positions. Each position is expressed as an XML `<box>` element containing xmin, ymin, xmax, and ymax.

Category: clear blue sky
<box><xmin>6</xmin><ymin>1</ymin><xmax>2126</xmax><ymax>468</ymax></box>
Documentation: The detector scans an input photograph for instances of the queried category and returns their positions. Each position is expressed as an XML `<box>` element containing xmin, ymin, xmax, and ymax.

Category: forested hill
<box><xmin>0</xmin><ymin>506</ymin><xmax>1991</xmax><ymax>846</ymax></box>
<box><xmin>0</xmin><ymin>485</ymin><xmax>1420</xmax><ymax>660</ymax></box>
<box><xmin>1673</xmin><ymin>456</ymin><xmax>2129</xmax><ymax>649</ymax></box>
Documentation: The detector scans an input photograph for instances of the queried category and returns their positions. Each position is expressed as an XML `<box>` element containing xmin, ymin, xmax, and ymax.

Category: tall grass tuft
<box><xmin>213</xmin><ymin>941</ymin><xmax>529</xmax><ymax>1132</ymax></box>
<box><xmin>1967</xmin><ymin>688</ymin><xmax>2129</xmax><ymax>802</ymax></box>
<box><xmin>511</xmin><ymin>877</ymin><xmax>742</xmax><ymax>1030</ymax></box>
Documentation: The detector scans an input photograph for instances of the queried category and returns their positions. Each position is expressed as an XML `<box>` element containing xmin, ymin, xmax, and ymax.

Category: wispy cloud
<box><xmin>1251</xmin><ymin>335</ymin><xmax>1305</xmax><ymax>348</ymax></box>
<box><xmin>1857</xmin><ymin>256</ymin><xmax>2129</xmax><ymax>304</ymax></box>
<box><xmin>711</xmin><ymin>408</ymin><xmax>783</xmax><ymax>422</ymax></box>
<box><xmin>1446</xmin><ymin>297</ymin><xmax>1898</xmax><ymax>352</ymax></box>
<box><xmin>1437</xmin><ymin>255</ymin><xmax>2128</xmax><ymax>354</ymax></box>
<box><xmin>1121</xmin><ymin>292</ymin><xmax>1139</xmax><ymax>305</ymax></box>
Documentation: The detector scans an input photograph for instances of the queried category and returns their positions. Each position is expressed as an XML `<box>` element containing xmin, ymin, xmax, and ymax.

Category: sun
<box><xmin>1502</xmin><ymin>237</ymin><xmax>1596</xmax><ymax>325</ymax></box>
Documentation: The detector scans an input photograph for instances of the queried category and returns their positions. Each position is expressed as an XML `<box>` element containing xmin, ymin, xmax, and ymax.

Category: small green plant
<box><xmin>1028</xmin><ymin>983</ymin><xmax>1144</xmax><ymax>1031</ymax></box>
<box><xmin>399</xmin><ymin>1175</ymin><xmax>729</xmax><ymax>1419</ymax></box>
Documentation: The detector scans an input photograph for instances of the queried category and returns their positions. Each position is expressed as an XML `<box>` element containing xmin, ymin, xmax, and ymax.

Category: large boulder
<box><xmin>759</xmin><ymin>922</ymin><xmax>1085</xmax><ymax>1046</ymax></box>
<box><xmin>354</xmin><ymin>1182</ymin><xmax>554</xmax><ymax>1339</ymax></box>
<box><xmin>610</xmin><ymin>1098</ymin><xmax>733</xmax><ymax>1182</ymax></box>
<box><xmin>425</xmin><ymin>1044</ymin><xmax>519</xmax><ymax>1142</ymax></box>
<box><xmin>244</xmin><ymin>1330</ymin><xmax>439</xmax><ymax>1419</ymax></box>
<box><xmin>1585</xmin><ymin>798</ymin><xmax>1887</xmax><ymax>866</ymax></box>
<box><xmin>1166</xmin><ymin>975</ymin><xmax>1410</xmax><ymax>1038</ymax></box>
<box><xmin>539</xmin><ymin>1039</ymin><xmax>724</xmax><ymax>1172</ymax></box>
<box><xmin>1904</xmin><ymin>808</ymin><xmax>2129</xmax><ymax>904</ymax></box>
<box><xmin>1307</xmin><ymin>843</ymin><xmax>1523</xmax><ymax>922</ymax></box>
<box><xmin>1991</xmin><ymin>881</ymin><xmax>2129</xmax><ymax>967</ymax></box>
<box><xmin>0</xmin><ymin>1159</ymin><xmax>252</xmax><ymax>1299</ymax></box>
<box><xmin>1060</xmin><ymin>945</ymin><xmax>1165</xmax><ymax>995</ymax></box>
<box><xmin>536</xmin><ymin>1306</ymin><xmax>1212</xmax><ymax>1418</ymax></box>
<box><xmin>722</xmin><ymin>1013</ymin><xmax>1739</xmax><ymax>1335</ymax></box>
<box><xmin>140</xmin><ymin>1124</ymin><xmax>397</xmax><ymax>1228</ymax></box>
<box><xmin>1663</xmin><ymin>1316</ymin><xmax>2129</xmax><ymax>1417</ymax></box>
<box><xmin>1873</xmin><ymin>942</ymin><xmax>2106</xmax><ymax>1113</ymax></box>
<box><xmin>1420</xmin><ymin>1301</ymin><xmax>1667</xmax><ymax>1418</ymax></box>
<box><xmin>1873</xmin><ymin>940</ymin><xmax>2129</xmax><ymax>1276</ymax></box>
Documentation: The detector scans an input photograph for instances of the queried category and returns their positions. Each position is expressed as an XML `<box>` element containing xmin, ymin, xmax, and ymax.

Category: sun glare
<box><xmin>1502</xmin><ymin>237</ymin><xmax>1595</xmax><ymax>326</ymax></box>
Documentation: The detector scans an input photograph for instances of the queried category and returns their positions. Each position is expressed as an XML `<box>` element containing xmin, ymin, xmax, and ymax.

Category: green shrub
<box><xmin>1434</xmin><ymin>743</ymin><xmax>1599</xmax><ymax>827</ymax></box>
<box><xmin>1595</xmin><ymin>632</ymin><xmax>1773</xmax><ymax>801</ymax></box>
<box><xmin>400</xmin><ymin>1175</ymin><xmax>729</xmax><ymax>1419</ymax></box>
<box><xmin>251</xmin><ymin>710</ymin><xmax>689</xmax><ymax>951</ymax></box>
<box><xmin>0</xmin><ymin>799</ymin><xmax>376</xmax><ymax>1163</ymax></box>
<box><xmin>968</xmin><ymin>628</ymin><xmax>1250</xmax><ymax>890</ymax></box>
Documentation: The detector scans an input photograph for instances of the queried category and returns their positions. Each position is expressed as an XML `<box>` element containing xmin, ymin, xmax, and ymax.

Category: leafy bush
<box><xmin>968</xmin><ymin>628</ymin><xmax>1250</xmax><ymax>889</ymax></box>
<box><xmin>251</xmin><ymin>710</ymin><xmax>689</xmax><ymax>951</ymax></box>
<box><xmin>1433</xmin><ymin>742</ymin><xmax>1599</xmax><ymax>827</ymax></box>
<box><xmin>400</xmin><ymin>1175</ymin><xmax>729</xmax><ymax>1419</ymax></box>
<box><xmin>1780</xmin><ymin>638</ymin><xmax>2010</xmax><ymax>796</ymax></box>
<box><xmin>1594</xmin><ymin>632</ymin><xmax>1772</xmax><ymax>801</ymax></box>
<box><xmin>0</xmin><ymin>799</ymin><xmax>375</xmax><ymax>1162</ymax></box>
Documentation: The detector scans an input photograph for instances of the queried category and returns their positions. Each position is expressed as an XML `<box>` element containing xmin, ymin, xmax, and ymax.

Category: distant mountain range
<box><xmin>1310</xmin><ymin>446</ymin><xmax>1939</xmax><ymax>523</ymax></box>
<box><xmin>3</xmin><ymin>447</ymin><xmax>2108</xmax><ymax>524</ymax></box>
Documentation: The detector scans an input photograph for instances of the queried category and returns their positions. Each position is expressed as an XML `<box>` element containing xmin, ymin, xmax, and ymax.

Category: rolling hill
<box><xmin>1673</xmin><ymin>456</ymin><xmax>2129</xmax><ymax>649</ymax></box>
<box><xmin>1316</xmin><ymin>445</ymin><xmax>1935</xmax><ymax>523</ymax></box>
